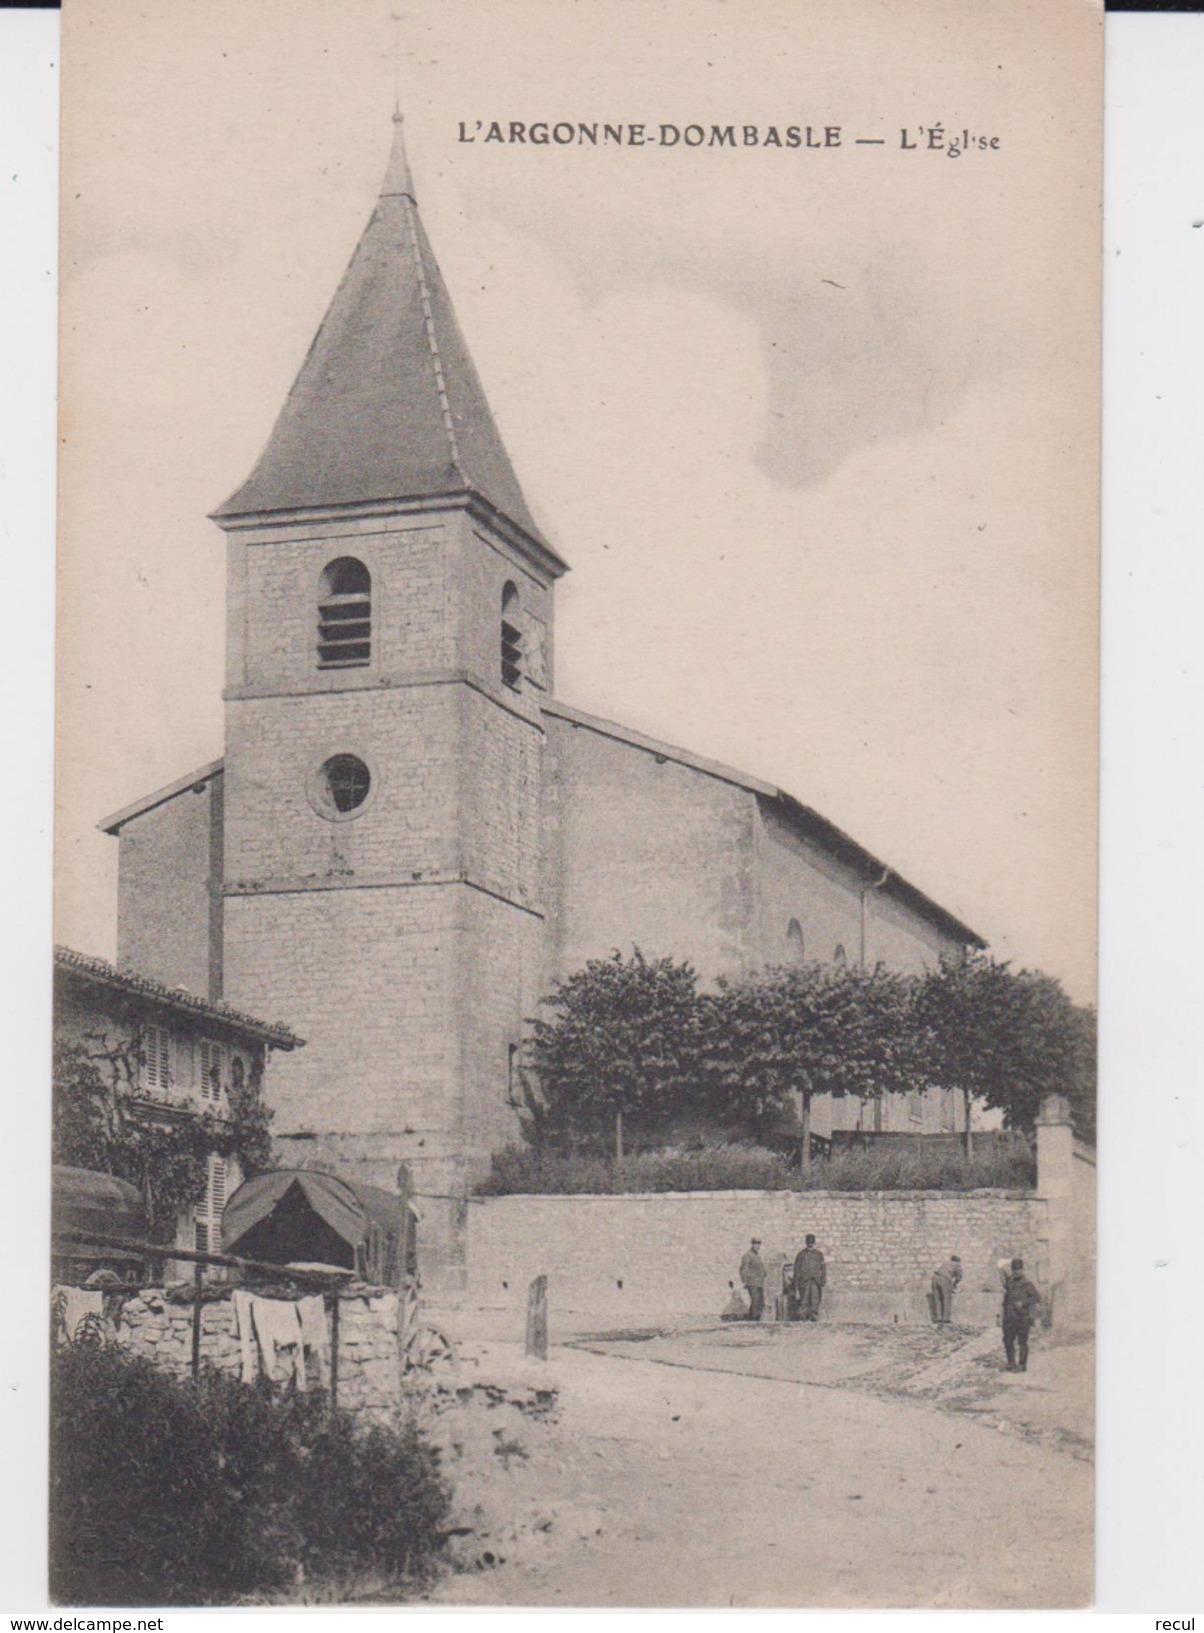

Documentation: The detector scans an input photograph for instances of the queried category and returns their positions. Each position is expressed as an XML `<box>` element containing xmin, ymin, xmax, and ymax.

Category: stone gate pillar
<box><xmin>1036</xmin><ymin>1092</ymin><xmax>1074</xmax><ymax>1324</ymax></box>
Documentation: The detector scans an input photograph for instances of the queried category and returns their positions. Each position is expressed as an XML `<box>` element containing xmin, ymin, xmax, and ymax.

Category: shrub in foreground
<box><xmin>473</xmin><ymin>1137</ymin><xmax>1034</xmax><ymax>1196</ymax></box>
<box><xmin>50</xmin><ymin>1341</ymin><xmax>449</xmax><ymax>1605</ymax></box>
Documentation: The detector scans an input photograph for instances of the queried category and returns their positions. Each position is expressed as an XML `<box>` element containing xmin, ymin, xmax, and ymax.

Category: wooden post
<box><xmin>963</xmin><ymin>1086</ymin><xmax>974</xmax><ymax>1157</ymax></box>
<box><xmin>525</xmin><ymin>1274</ymin><xmax>548</xmax><ymax>1360</ymax></box>
<box><xmin>191</xmin><ymin>1262</ymin><xmax>203</xmax><ymax>1381</ymax></box>
<box><xmin>799</xmin><ymin>1090</ymin><xmax>812</xmax><ymax>1176</ymax></box>
<box><xmin>615</xmin><ymin>1107</ymin><xmax>624</xmax><ymax>1161</ymax></box>
<box><xmin>329</xmin><ymin>1293</ymin><xmax>340</xmax><ymax>1414</ymax></box>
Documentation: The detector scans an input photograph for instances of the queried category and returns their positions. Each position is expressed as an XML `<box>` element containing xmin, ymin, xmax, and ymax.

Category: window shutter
<box><xmin>143</xmin><ymin>1025</ymin><xmax>171</xmax><ymax>1090</ymax></box>
<box><xmin>195</xmin><ymin>1153</ymin><xmax>228</xmax><ymax>1257</ymax></box>
<box><xmin>199</xmin><ymin>1040</ymin><xmax>225</xmax><ymax>1102</ymax></box>
<box><xmin>211</xmin><ymin>1155</ymin><xmax>227</xmax><ymax>1213</ymax></box>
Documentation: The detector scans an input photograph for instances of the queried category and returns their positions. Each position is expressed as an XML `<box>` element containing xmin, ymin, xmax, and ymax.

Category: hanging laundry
<box><xmin>231</xmin><ymin>1289</ymin><xmax>258</xmax><ymax>1385</ymax></box>
<box><xmin>296</xmin><ymin>1295</ymin><xmax>330</xmax><ymax>1389</ymax></box>
<box><xmin>254</xmin><ymin>1295</ymin><xmax>306</xmax><ymax>1388</ymax></box>
<box><xmin>230</xmin><ymin>1293</ymin><xmax>307</xmax><ymax>1388</ymax></box>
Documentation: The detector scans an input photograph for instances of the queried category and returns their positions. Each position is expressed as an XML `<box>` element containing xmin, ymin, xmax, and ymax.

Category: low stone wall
<box><xmin>465</xmin><ymin>1189</ymin><xmax>1048</xmax><ymax>1330</ymax></box>
<box><xmin>111</xmin><ymin>1286</ymin><xmax>404</xmax><ymax>1421</ymax></box>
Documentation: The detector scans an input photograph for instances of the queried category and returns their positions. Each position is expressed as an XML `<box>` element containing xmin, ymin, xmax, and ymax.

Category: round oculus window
<box><xmin>319</xmin><ymin>753</ymin><xmax>371</xmax><ymax>815</ymax></box>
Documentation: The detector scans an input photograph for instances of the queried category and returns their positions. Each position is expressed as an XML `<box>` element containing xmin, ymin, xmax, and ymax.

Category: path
<box><xmin>428</xmin><ymin>1325</ymin><xmax>1093</xmax><ymax>1608</ymax></box>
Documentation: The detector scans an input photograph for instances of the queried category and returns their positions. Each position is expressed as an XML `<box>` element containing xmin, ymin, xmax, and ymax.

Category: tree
<box><xmin>701</xmin><ymin>963</ymin><xmax>924</xmax><ymax>1172</ymax></box>
<box><xmin>522</xmin><ymin>950</ymin><xmax>702</xmax><ymax>1155</ymax></box>
<box><xmin>916</xmin><ymin>953</ymin><xmax>1097</xmax><ymax>1148</ymax></box>
<box><xmin>52</xmin><ymin>1028</ymin><xmax>275</xmax><ymax>1240</ymax></box>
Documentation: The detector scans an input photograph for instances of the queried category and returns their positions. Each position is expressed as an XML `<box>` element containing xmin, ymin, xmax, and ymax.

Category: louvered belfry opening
<box><xmin>501</xmin><ymin>581</ymin><xmax>522</xmax><ymax>690</ymax></box>
<box><xmin>318</xmin><ymin>557</ymin><xmax>372</xmax><ymax>668</ymax></box>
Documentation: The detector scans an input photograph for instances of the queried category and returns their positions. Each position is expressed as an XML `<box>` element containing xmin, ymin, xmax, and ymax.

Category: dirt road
<box><xmin>428</xmin><ymin>1324</ymin><xmax>1093</xmax><ymax>1608</ymax></box>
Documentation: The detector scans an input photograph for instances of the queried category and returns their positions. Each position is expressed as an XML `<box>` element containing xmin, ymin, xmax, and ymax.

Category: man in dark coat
<box><xmin>793</xmin><ymin>1234</ymin><xmax>826</xmax><ymax>1321</ymax></box>
<box><xmin>739</xmin><ymin>1238</ymin><xmax>767</xmax><ymax>1321</ymax></box>
<box><xmin>1001</xmin><ymin>1256</ymin><xmax>1043</xmax><ymax>1371</ymax></box>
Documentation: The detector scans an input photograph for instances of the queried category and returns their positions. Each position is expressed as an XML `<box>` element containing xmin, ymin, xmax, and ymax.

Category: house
<box><xmin>99</xmin><ymin>116</ymin><xmax>987</xmax><ymax>1282</ymax></box>
<box><xmin>53</xmin><ymin>945</ymin><xmax>302</xmax><ymax>1258</ymax></box>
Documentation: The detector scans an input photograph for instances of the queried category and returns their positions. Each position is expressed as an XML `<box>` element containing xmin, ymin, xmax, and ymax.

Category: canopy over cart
<box><xmin>222</xmin><ymin>1169</ymin><xmax>417</xmax><ymax>1287</ymax></box>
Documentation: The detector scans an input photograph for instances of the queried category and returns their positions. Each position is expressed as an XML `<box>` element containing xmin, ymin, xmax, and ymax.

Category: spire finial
<box><xmin>381</xmin><ymin>106</ymin><xmax>416</xmax><ymax>201</ymax></box>
<box><xmin>379</xmin><ymin>10</ymin><xmax>415</xmax><ymax>199</ymax></box>
<box><xmin>389</xmin><ymin>9</ymin><xmax>406</xmax><ymax>118</ymax></box>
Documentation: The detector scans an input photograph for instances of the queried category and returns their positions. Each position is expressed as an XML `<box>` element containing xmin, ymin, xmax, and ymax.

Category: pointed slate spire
<box><xmin>380</xmin><ymin>109</ymin><xmax>416</xmax><ymax>201</ymax></box>
<box><xmin>214</xmin><ymin>116</ymin><xmax>561</xmax><ymax>565</ymax></box>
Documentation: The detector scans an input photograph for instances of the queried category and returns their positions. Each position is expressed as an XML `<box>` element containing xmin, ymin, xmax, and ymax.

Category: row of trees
<box><xmin>520</xmin><ymin>950</ymin><xmax>1096</xmax><ymax>1167</ymax></box>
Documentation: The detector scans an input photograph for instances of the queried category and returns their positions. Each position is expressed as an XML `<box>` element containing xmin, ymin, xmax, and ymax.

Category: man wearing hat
<box><xmin>793</xmin><ymin>1234</ymin><xmax>827</xmax><ymax>1322</ymax></box>
<box><xmin>739</xmin><ymin>1237</ymin><xmax>767</xmax><ymax>1321</ymax></box>
<box><xmin>1001</xmin><ymin>1256</ymin><xmax>1043</xmax><ymax>1371</ymax></box>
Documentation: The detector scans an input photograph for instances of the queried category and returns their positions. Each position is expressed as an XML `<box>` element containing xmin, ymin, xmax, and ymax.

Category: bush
<box><xmin>817</xmin><ymin>1138</ymin><xmax>1034</xmax><ymax>1192</ymax></box>
<box><xmin>50</xmin><ymin>1341</ymin><xmax>450</xmax><ymax>1605</ymax></box>
<box><xmin>473</xmin><ymin>1138</ymin><xmax>1034</xmax><ymax>1196</ymax></box>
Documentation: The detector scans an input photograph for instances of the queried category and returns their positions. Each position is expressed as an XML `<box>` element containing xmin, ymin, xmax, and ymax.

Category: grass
<box><xmin>473</xmin><ymin>1138</ymin><xmax>1035</xmax><ymax>1197</ymax></box>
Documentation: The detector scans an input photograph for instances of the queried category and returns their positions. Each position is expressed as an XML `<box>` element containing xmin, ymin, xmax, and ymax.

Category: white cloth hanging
<box><xmin>252</xmin><ymin>1295</ymin><xmax>305</xmax><ymax>1388</ymax></box>
<box><xmin>231</xmin><ymin>1289</ymin><xmax>258</xmax><ymax>1385</ymax></box>
<box><xmin>296</xmin><ymin>1295</ymin><xmax>329</xmax><ymax>1389</ymax></box>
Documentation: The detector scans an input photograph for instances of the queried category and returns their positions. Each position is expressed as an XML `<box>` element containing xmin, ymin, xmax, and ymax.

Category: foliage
<box><xmin>916</xmin><ymin>953</ymin><xmax>1097</xmax><ymax>1139</ymax></box>
<box><xmin>476</xmin><ymin>1141</ymin><xmax>794</xmax><ymax>1195</ymax></box>
<box><xmin>817</xmin><ymin>1137</ymin><xmax>1034</xmax><ymax>1192</ymax></box>
<box><xmin>473</xmin><ymin>1136</ymin><xmax>1034</xmax><ymax>1195</ymax></box>
<box><xmin>521</xmin><ymin>950</ymin><xmax>703</xmax><ymax>1150</ymax></box>
<box><xmin>517</xmin><ymin>946</ymin><xmax>1096</xmax><ymax>1164</ymax></box>
<box><xmin>52</xmin><ymin>1029</ymin><xmax>274</xmax><ymax>1239</ymax></box>
<box><xmin>700</xmin><ymin>962</ymin><xmax>924</xmax><ymax>1136</ymax></box>
<box><xmin>294</xmin><ymin>1418</ymin><xmax>452</xmax><ymax>1581</ymax></box>
<box><xmin>50</xmin><ymin>1340</ymin><xmax>450</xmax><ymax>1605</ymax></box>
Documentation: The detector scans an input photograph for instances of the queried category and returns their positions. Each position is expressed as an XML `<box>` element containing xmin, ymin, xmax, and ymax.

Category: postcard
<box><xmin>53</xmin><ymin>0</ymin><xmax>1101</xmax><ymax>1608</ymax></box>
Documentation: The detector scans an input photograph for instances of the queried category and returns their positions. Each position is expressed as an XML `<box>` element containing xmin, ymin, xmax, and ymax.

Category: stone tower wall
<box><xmin>219</xmin><ymin>506</ymin><xmax>554</xmax><ymax>1287</ymax></box>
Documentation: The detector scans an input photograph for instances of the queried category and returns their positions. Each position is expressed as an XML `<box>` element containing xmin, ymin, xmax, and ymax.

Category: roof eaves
<box><xmin>54</xmin><ymin>945</ymin><xmax>304</xmax><ymax>1048</ymax></box>
<box><xmin>465</xmin><ymin>490</ymin><xmax>569</xmax><ymax>577</ymax></box>
<box><xmin>770</xmin><ymin>793</ymin><xmax>987</xmax><ymax>949</ymax></box>
<box><xmin>542</xmin><ymin>700</ymin><xmax>985</xmax><ymax>950</ymax></box>
<box><xmin>541</xmin><ymin>699</ymin><xmax>777</xmax><ymax>796</ymax></box>
<box><xmin>99</xmin><ymin>759</ymin><xmax>224</xmax><ymax>835</ymax></box>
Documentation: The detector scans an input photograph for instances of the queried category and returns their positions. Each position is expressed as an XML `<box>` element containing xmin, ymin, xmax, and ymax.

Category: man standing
<box><xmin>931</xmin><ymin>1254</ymin><xmax>962</xmax><ymax>1324</ymax></box>
<box><xmin>793</xmin><ymin>1234</ymin><xmax>826</xmax><ymax>1322</ymax></box>
<box><xmin>1001</xmin><ymin>1256</ymin><xmax>1043</xmax><ymax>1371</ymax></box>
<box><xmin>739</xmin><ymin>1237</ymin><xmax>767</xmax><ymax>1321</ymax></box>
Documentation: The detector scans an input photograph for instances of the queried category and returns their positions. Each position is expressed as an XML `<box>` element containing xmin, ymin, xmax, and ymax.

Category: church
<box><xmin>101</xmin><ymin>116</ymin><xmax>984</xmax><ymax>1277</ymax></box>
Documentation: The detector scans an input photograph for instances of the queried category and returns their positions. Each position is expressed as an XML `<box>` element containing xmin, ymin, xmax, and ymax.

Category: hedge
<box><xmin>50</xmin><ymin>1340</ymin><xmax>450</xmax><ymax>1605</ymax></box>
<box><xmin>473</xmin><ymin>1139</ymin><xmax>1035</xmax><ymax>1196</ymax></box>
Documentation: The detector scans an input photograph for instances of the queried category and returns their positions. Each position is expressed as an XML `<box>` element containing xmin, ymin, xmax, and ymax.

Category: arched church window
<box><xmin>786</xmin><ymin>919</ymin><xmax>805</xmax><ymax>963</ymax></box>
<box><xmin>501</xmin><ymin>582</ymin><xmax>523</xmax><ymax>690</ymax></box>
<box><xmin>833</xmin><ymin>944</ymin><xmax>847</xmax><ymax>967</ymax></box>
<box><xmin>318</xmin><ymin>557</ymin><xmax>372</xmax><ymax>668</ymax></box>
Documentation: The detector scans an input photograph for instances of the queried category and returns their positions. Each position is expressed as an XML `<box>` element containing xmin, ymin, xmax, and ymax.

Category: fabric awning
<box><xmin>52</xmin><ymin>1165</ymin><xmax>149</xmax><ymax>1253</ymax></box>
<box><xmin>222</xmin><ymin>1169</ymin><xmax>415</xmax><ymax>1287</ymax></box>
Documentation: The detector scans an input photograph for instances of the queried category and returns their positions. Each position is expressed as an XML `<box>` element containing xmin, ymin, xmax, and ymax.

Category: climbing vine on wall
<box><xmin>52</xmin><ymin>1028</ymin><xmax>274</xmax><ymax>1241</ymax></box>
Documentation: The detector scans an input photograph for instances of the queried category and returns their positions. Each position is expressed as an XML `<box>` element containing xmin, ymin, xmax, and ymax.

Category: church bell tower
<box><xmin>212</xmin><ymin>116</ymin><xmax>568</xmax><ymax>1280</ymax></box>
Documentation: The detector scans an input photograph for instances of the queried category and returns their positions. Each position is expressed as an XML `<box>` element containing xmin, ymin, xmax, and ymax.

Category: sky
<box><xmin>55</xmin><ymin>0</ymin><xmax>1101</xmax><ymax>1000</ymax></box>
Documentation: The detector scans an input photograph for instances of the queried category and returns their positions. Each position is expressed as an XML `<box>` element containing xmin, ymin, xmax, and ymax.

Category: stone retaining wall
<box><xmin>465</xmin><ymin>1189</ymin><xmax>1048</xmax><ymax>1330</ymax></box>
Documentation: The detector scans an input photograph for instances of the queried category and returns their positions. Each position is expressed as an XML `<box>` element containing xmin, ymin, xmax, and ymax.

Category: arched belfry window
<box><xmin>318</xmin><ymin>557</ymin><xmax>371</xmax><ymax>669</ymax></box>
<box><xmin>786</xmin><ymin>919</ymin><xmax>805</xmax><ymax>964</ymax></box>
<box><xmin>501</xmin><ymin>581</ymin><xmax>523</xmax><ymax>690</ymax></box>
<box><xmin>833</xmin><ymin>944</ymin><xmax>847</xmax><ymax>968</ymax></box>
